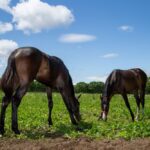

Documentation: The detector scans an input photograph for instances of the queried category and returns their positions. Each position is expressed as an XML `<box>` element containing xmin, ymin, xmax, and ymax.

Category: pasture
<box><xmin>1</xmin><ymin>91</ymin><xmax>150</xmax><ymax>140</ymax></box>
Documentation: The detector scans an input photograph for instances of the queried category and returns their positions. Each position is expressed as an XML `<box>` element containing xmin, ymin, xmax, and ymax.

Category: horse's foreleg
<box><xmin>0</xmin><ymin>96</ymin><xmax>11</xmax><ymax>135</ymax></box>
<box><xmin>134</xmin><ymin>93</ymin><xmax>140</xmax><ymax>120</ymax></box>
<box><xmin>12</xmin><ymin>85</ymin><xmax>28</xmax><ymax>134</ymax></box>
<box><xmin>46</xmin><ymin>87</ymin><xmax>53</xmax><ymax>126</ymax></box>
<box><xmin>60</xmin><ymin>90</ymin><xmax>78</xmax><ymax>125</ymax></box>
<box><xmin>122</xmin><ymin>94</ymin><xmax>134</xmax><ymax>121</ymax></box>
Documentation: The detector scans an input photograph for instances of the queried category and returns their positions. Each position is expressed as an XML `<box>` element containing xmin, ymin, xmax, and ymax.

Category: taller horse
<box><xmin>0</xmin><ymin>47</ymin><xmax>81</xmax><ymax>135</ymax></box>
<box><xmin>99</xmin><ymin>68</ymin><xmax>147</xmax><ymax>121</ymax></box>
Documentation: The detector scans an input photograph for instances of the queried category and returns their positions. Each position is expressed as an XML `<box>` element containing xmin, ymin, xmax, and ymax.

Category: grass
<box><xmin>1</xmin><ymin>91</ymin><xmax>150</xmax><ymax>140</ymax></box>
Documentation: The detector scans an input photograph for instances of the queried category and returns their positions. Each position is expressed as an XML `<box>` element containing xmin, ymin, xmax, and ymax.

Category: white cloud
<box><xmin>0</xmin><ymin>22</ymin><xmax>13</xmax><ymax>34</ymax></box>
<box><xmin>102</xmin><ymin>53</ymin><xmax>119</xmax><ymax>59</ymax></box>
<box><xmin>59</xmin><ymin>33</ymin><xmax>96</xmax><ymax>43</ymax></box>
<box><xmin>0</xmin><ymin>39</ymin><xmax>18</xmax><ymax>68</ymax></box>
<box><xmin>0</xmin><ymin>39</ymin><xmax>18</xmax><ymax>57</ymax></box>
<box><xmin>87</xmin><ymin>75</ymin><xmax>108</xmax><ymax>82</ymax></box>
<box><xmin>0</xmin><ymin>0</ymin><xmax>12</xmax><ymax>13</ymax></box>
<box><xmin>11</xmin><ymin>0</ymin><xmax>74</xmax><ymax>34</ymax></box>
<box><xmin>119</xmin><ymin>25</ymin><xmax>134</xmax><ymax>32</ymax></box>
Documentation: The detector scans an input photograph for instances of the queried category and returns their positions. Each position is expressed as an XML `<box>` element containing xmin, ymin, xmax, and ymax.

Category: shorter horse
<box><xmin>0</xmin><ymin>47</ymin><xmax>81</xmax><ymax>135</ymax></box>
<box><xmin>99</xmin><ymin>68</ymin><xmax>147</xmax><ymax>121</ymax></box>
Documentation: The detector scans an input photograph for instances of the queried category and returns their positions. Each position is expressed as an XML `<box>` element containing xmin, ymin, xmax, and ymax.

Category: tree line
<box><xmin>28</xmin><ymin>77</ymin><xmax>150</xmax><ymax>94</ymax></box>
<box><xmin>28</xmin><ymin>81</ymin><xmax>105</xmax><ymax>93</ymax></box>
<box><xmin>0</xmin><ymin>77</ymin><xmax>150</xmax><ymax>93</ymax></box>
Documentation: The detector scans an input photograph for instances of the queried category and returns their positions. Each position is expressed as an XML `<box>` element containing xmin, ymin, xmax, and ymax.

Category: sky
<box><xmin>0</xmin><ymin>0</ymin><xmax>150</xmax><ymax>84</ymax></box>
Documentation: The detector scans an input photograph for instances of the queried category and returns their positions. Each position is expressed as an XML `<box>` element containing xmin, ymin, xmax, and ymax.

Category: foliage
<box><xmin>75</xmin><ymin>81</ymin><xmax>104</xmax><ymax>93</ymax></box>
<box><xmin>146</xmin><ymin>77</ymin><xmax>150</xmax><ymax>94</ymax></box>
<box><xmin>1</xmin><ymin>92</ymin><xmax>150</xmax><ymax>140</ymax></box>
<box><xmin>75</xmin><ymin>82</ymin><xmax>88</xmax><ymax>93</ymax></box>
<box><xmin>88</xmin><ymin>82</ymin><xmax>104</xmax><ymax>93</ymax></box>
<box><xmin>28</xmin><ymin>77</ymin><xmax>150</xmax><ymax>94</ymax></box>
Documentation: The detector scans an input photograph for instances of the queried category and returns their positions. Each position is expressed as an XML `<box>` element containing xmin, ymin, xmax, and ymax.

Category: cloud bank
<box><xmin>0</xmin><ymin>0</ymin><xmax>74</xmax><ymax>34</ymax></box>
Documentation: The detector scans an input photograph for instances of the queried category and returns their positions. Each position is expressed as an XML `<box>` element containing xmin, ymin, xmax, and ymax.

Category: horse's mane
<box><xmin>68</xmin><ymin>74</ymin><xmax>75</xmax><ymax>96</ymax></box>
<box><xmin>51</xmin><ymin>56</ymin><xmax>75</xmax><ymax>97</ymax></box>
<box><xmin>103</xmin><ymin>70</ymin><xmax>119</xmax><ymax>96</ymax></box>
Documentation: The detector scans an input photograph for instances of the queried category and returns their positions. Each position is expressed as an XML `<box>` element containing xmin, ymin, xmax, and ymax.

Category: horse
<box><xmin>0</xmin><ymin>47</ymin><xmax>81</xmax><ymax>135</ymax></box>
<box><xmin>99</xmin><ymin>68</ymin><xmax>147</xmax><ymax>121</ymax></box>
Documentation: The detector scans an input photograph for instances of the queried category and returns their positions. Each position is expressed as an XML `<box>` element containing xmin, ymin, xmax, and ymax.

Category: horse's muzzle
<box><xmin>101</xmin><ymin>112</ymin><xmax>107</xmax><ymax>121</ymax></box>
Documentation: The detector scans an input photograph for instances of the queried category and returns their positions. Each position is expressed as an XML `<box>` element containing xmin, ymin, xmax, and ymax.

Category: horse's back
<box><xmin>107</xmin><ymin>68</ymin><xmax>147</xmax><ymax>93</ymax></box>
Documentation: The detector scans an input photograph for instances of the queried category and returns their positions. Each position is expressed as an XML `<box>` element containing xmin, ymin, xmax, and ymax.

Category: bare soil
<box><xmin>0</xmin><ymin>137</ymin><xmax>150</xmax><ymax>150</ymax></box>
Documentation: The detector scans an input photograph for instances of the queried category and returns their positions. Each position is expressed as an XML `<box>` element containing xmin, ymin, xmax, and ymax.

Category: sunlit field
<box><xmin>1</xmin><ymin>91</ymin><xmax>150</xmax><ymax>140</ymax></box>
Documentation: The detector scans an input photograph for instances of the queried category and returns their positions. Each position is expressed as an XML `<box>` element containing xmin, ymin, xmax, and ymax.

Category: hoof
<box><xmin>14</xmin><ymin>130</ymin><xmax>20</xmax><ymax>135</ymax></box>
<box><xmin>12</xmin><ymin>129</ymin><xmax>20</xmax><ymax>135</ymax></box>
<box><xmin>0</xmin><ymin>129</ymin><xmax>5</xmax><ymax>136</ymax></box>
<box><xmin>48</xmin><ymin>122</ymin><xmax>53</xmax><ymax>127</ymax></box>
<box><xmin>72</xmin><ymin>121</ymin><xmax>78</xmax><ymax>126</ymax></box>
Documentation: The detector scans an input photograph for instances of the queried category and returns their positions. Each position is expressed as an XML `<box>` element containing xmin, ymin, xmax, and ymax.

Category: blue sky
<box><xmin>0</xmin><ymin>0</ymin><xmax>150</xmax><ymax>83</ymax></box>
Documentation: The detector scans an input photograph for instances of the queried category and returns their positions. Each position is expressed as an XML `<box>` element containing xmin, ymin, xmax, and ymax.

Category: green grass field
<box><xmin>1</xmin><ymin>91</ymin><xmax>150</xmax><ymax>140</ymax></box>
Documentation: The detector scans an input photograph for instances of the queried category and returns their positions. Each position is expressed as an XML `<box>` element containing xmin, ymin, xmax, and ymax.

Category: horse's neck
<box><xmin>103</xmin><ymin>82</ymin><xmax>113</xmax><ymax>97</ymax></box>
<box><xmin>67</xmin><ymin>75</ymin><xmax>75</xmax><ymax>97</ymax></box>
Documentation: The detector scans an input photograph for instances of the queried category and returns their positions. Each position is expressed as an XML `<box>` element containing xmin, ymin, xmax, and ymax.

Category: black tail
<box><xmin>1</xmin><ymin>56</ymin><xmax>17</xmax><ymax>95</ymax></box>
<box><xmin>138</xmin><ymin>68</ymin><xmax>147</xmax><ymax>87</ymax></box>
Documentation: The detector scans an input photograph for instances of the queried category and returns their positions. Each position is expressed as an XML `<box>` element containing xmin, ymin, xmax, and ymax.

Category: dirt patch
<box><xmin>0</xmin><ymin>137</ymin><xmax>150</xmax><ymax>150</ymax></box>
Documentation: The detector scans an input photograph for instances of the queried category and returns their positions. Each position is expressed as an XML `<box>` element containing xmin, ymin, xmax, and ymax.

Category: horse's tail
<box><xmin>137</xmin><ymin>68</ymin><xmax>147</xmax><ymax>87</ymax></box>
<box><xmin>142</xmin><ymin>70</ymin><xmax>147</xmax><ymax>84</ymax></box>
<box><xmin>1</xmin><ymin>56</ymin><xmax>17</xmax><ymax>95</ymax></box>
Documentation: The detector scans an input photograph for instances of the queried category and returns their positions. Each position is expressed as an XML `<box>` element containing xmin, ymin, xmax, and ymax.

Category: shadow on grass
<box><xmin>21</xmin><ymin>121</ymin><xmax>93</xmax><ymax>139</ymax></box>
<box><xmin>22</xmin><ymin>128</ymin><xmax>64</xmax><ymax>139</ymax></box>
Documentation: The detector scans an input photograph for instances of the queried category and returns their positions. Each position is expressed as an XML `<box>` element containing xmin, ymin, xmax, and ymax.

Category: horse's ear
<box><xmin>77</xmin><ymin>94</ymin><xmax>82</xmax><ymax>100</ymax></box>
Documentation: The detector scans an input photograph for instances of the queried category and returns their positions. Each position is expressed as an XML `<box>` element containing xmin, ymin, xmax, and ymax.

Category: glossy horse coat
<box><xmin>0</xmin><ymin>47</ymin><xmax>80</xmax><ymax>135</ymax></box>
<box><xmin>100</xmin><ymin>68</ymin><xmax>147</xmax><ymax>121</ymax></box>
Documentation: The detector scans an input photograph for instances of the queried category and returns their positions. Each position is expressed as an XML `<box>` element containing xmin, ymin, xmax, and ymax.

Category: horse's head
<box><xmin>73</xmin><ymin>94</ymin><xmax>82</xmax><ymax>122</ymax></box>
<box><xmin>100</xmin><ymin>95</ymin><xmax>110</xmax><ymax>121</ymax></box>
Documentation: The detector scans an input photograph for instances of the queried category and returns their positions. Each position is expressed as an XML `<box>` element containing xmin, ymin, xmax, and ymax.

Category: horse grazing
<box><xmin>0</xmin><ymin>47</ymin><xmax>81</xmax><ymax>135</ymax></box>
<box><xmin>99</xmin><ymin>68</ymin><xmax>147</xmax><ymax>121</ymax></box>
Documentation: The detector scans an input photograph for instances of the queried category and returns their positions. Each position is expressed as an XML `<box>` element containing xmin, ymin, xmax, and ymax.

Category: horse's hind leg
<box><xmin>134</xmin><ymin>92</ymin><xmax>140</xmax><ymax>120</ymax></box>
<box><xmin>122</xmin><ymin>93</ymin><xmax>134</xmax><ymax>121</ymax></box>
<box><xmin>140</xmin><ymin>87</ymin><xmax>146</xmax><ymax>116</ymax></box>
<box><xmin>0</xmin><ymin>95</ymin><xmax>11</xmax><ymax>135</ymax></box>
<box><xmin>46</xmin><ymin>87</ymin><xmax>53</xmax><ymax>126</ymax></box>
<box><xmin>12</xmin><ymin>84</ymin><xmax>29</xmax><ymax>134</ymax></box>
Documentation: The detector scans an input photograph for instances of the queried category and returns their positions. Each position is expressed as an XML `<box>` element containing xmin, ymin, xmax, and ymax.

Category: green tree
<box><xmin>88</xmin><ymin>81</ymin><xmax>104</xmax><ymax>93</ymax></box>
<box><xmin>75</xmin><ymin>82</ymin><xmax>88</xmax><ymax>93</ymax></box>
<box><xmin>146</xmin><ymin>77</ymin><xmax>150</xmax><ymax>94</ymax></box>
